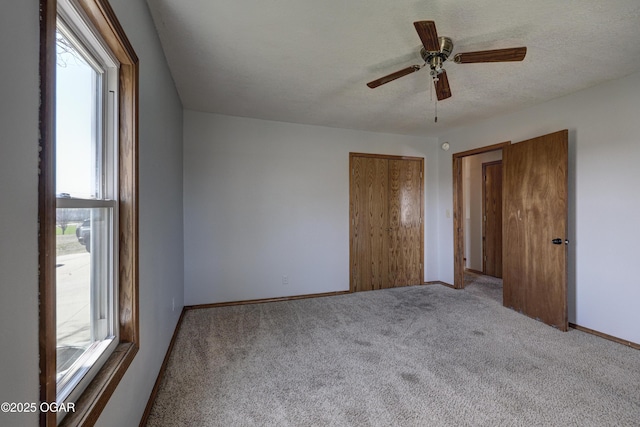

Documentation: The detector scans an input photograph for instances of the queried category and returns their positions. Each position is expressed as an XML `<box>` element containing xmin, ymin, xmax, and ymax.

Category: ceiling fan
<box><xmin>367</xmin><ymin>21</ymin><xmax>527</xmax><ymax>101</ymax></box>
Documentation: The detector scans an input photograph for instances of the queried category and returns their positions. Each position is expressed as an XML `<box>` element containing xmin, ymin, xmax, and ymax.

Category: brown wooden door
<box><xmin>482</xmin><ymin>161</ymin><xmax>503</xmax><ymax>278</ymax></box>
<box><xmin>350</xmin><ymin>154</ymin><xmax>423</xmax><ymax>292</ymax></box>
<box><xmin>388</xmin><ymin>159</ymin><xmax>423</xmax><ymax>286</ymax></box>
<box><xmin>350</xmin><ymin>156</ymin><xmax>389</xmax><ymax>291</ymax></box>
<box><xmin>502</xmin><ymin>130</ymin><xmax>568</xmax><ymax>331</ymax></box>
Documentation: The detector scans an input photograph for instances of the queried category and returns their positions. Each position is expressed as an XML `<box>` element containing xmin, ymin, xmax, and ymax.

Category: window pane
<box><xmin>56</xmin><ymin>30</ymin><xmax>101</xmax><ymax>199</ymax></box>
<box><xmin>56</xmin><ymin>207</ymin><xmax>113</xmax><ymax>383</ymax></box>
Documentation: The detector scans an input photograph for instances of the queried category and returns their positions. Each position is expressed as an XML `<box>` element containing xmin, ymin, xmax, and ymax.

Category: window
<box><xmin>39</xmin><ymin>0</ymin><xmax>139</xmax><ymax>425</ymax></box>
<box><xmin>55</xmin><ymin>1</ymin><xmax>121</xmax><ymax>407</ymax></box>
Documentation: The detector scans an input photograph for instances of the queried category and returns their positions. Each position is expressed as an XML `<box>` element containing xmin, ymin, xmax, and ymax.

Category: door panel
<box><xmin>388</xmin><ymin>159</ymin><xmax>423</xmax><ymax>286</ymax></box>
<box><xmin>350</xmin><ymin>154</ymin><xmax>424</xmax><ymax>292</ymax></box>
<box><xmin>350</xmin><ymin>156</ymin><xmax>389</xmax><ymax>291</ymax></box>
<box><xmin>483</xmin><ymin>161</ymin><xmax>503</xmax><ymax>278</ymax></box>
<box><xmin>502</xmin><ymin>130</ymin><xmax>568</xmax><ymax>330</ymax></box>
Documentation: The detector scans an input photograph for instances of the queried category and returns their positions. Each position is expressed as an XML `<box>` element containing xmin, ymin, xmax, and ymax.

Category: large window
<box><xmin>39</xmin><ymin>0</ymin><xmax>139</xmax><ymax>425</ymax></box>
<box><xmin>55</xmin><ymin>5</ymin><xmax>120</xmax><ymax>408</ymax></box>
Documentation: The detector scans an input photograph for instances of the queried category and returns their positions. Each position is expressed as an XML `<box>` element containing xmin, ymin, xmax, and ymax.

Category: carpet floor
<box><xmin>464</xmin><ymin>271</ymin><xmax>503</xmax><ymax>304</ymax></box>
<box><xmin>146</xmin><ymin>284</ymin><xmax>640</xmax><ymax>426</ymax></box>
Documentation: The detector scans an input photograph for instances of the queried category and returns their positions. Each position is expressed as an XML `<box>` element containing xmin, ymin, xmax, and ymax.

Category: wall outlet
<box><xmin>282</xmin><ymin>275</ymin><xmax>289</xmax><ymax>285</ymax></box>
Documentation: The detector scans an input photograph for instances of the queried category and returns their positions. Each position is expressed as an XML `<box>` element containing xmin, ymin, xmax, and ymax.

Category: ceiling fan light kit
<box><xmin>367</xmin><ymin>20</ymin><xmax>527</xmax><ymax>105</ymax></box>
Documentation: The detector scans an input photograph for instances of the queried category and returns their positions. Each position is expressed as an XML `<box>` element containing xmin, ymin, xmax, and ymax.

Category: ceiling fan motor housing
<box><xmin>439</xmin><ymin>36</ymin><xmax>454</xmax><ymax>59</ymax></box>
<box><xmin>421</xmin><ymin>36</ymin><xmax>454</xmax><ymax>67</ymax></box>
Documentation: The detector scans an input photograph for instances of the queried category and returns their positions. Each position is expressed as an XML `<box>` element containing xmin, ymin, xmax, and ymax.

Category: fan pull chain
<box><xmin>435</xmin><ymin>99</ymin><xmax>438</xmax><ymax>123</ymax></box>
<box><xmin>434</xmin><ymin>76</ymin><xmax>438</xmax><ymax>123</ymax></box>
<box><xmin>430</xmin><ymin>75</ymin><xmax>438</xmax><ymax>123</ymax></box>
<box><xmin>429</xmin><ymin>77</ymin><xmax>433</xmax><ymax>102</ymax></box>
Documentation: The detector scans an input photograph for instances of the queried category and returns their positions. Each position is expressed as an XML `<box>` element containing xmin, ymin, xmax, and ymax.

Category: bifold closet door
<box><xmin>350</xmin><ymin>154</ymin><xmax>423</xmax><ymax>292</ymax></box>
<box><xmin>388</xmin><ymin>159</ymin><xmax>422</xmax><ymax>287</ymax></box>
<box><xmin>350</xmin><ymin>156</ymin><xmax>390</xmax><ymax>291</ymax></box>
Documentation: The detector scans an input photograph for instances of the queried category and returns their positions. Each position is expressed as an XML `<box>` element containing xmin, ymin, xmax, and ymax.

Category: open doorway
<box><xmin>453</xmin><ymin>132</ymin><xmax>569</xmax><ymax>330</ymax></box>
<box><xmin>463</xmin><ymin>153</ymin><xmax>502</xmax><ymax>277</ymax></box>
<box><xmin>461</xmin><ymin>151</ymin><xmax>503</xmax><ymax>302</ymax></box>
<box><xmin>461</xmin><ymin>152</ymin><xmax>503</xmax><ymax>302</ymax></box>
<box><xmin>452</xmin><ymin>141</ymin><xmax>510</xmax><ymax>290</ymax></box>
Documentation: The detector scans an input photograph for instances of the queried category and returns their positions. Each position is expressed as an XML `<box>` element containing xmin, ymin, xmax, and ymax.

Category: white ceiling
<box><xmin>146</xmin><ymin>0</ymin><xmax>640</xmax><ymax>137</ymax></box>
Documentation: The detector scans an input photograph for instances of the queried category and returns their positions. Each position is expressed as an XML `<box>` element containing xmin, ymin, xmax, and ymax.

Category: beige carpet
<box><xmin>146</xmin><ymin>284</ymin><xmax>640</xmax><ymax>426</ymax></box>
<box><xmin>464</xmin><ymin>270</ymin><xmax>503</xmax><ymax>304</ymax></box>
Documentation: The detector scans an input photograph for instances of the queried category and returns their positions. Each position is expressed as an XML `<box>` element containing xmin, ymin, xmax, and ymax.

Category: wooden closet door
<box><xmin>350</xmin><ymin>154</ymin><xmax>423</xmax><ymax>292</ymax></box>
<box><xmin>350</xmin><ymin>156</ymin><xmax>390</xmax><ymax>292</ymax></box>
<box><xmin>388</xmin><ymin>159</ymin><xmax>423</xmax><ymax>287</ymax></box>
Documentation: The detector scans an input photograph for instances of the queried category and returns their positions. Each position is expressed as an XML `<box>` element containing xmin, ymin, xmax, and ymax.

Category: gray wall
<box><xmin>183</xmin><ymin>111</ymin><xmax>439</xmax><ymax>305</ymax></box>
<box><xmin>0</xmin><ymin>1</ymin><xmax>41</xmax><ymax>426</ymax></box>
<box><xmin>0</xmin><ymin>1</ymin><xmax>184</xmax><ymax>426</ymax></box>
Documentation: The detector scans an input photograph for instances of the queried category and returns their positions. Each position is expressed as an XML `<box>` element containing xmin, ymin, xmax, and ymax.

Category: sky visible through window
<box><xmin>56</xmin><ymin>31</ymin><xmax>97</xmax><ymax>199</ymax></box>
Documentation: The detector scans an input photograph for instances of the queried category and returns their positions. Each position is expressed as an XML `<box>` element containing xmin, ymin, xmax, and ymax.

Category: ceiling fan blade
<box><xmin>434</xmin><ymin>70</ymin><xmax>452</xmax><ymax>101</ymax></box>
<box><xmin>453</xmin><ymin>47</ymin><xmax>527</xmax><ymax>63</ymax></box>
<box><xmin>414</xmin><ymin>21</ymin><xmax>440</xmax><ymax>52</ymax></box>
<box><xmin>367</xmin><ymin>65</ymin><xmax>421</xmax><ymax>88</ymax></box>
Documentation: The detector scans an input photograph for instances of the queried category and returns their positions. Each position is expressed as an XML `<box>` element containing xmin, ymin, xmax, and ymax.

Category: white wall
<box><xmin>183</xmin><ymin>112</ymin><xmax>439</xmax><ymax>305</ymax></box>
<box><xmin>463</xmin><ymin>151</ymin><xmax>502</xmax><ymax>271</ymax></box>
<box><xmin>0</xmin><ymin>1</ymin><xmax>184</xmax><ymax>426</ymax></box>
<box><xmin>437</xmin><ymin>71</ymin><xmax>640</xmax><ymax>344</ymax></box>
<box><xmin>0</xmin><ymin>1</ymin><xmax>40</xmax><ymax>426</ymax></box>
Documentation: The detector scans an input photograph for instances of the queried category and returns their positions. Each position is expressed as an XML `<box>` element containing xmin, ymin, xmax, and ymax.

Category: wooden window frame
<box><xmin>39</xmin><ymin>0</ymin><xmax>139</xmax><ymax>425</ymax></box>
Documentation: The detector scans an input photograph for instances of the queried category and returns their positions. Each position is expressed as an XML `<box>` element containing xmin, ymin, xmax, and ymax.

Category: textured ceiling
<box><xmin>146</xmin><ymin>0</ymin><xmax>640</xmax><ymax>137</ymax></box>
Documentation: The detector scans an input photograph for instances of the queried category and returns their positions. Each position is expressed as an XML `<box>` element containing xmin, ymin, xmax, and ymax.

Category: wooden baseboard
<box><xmin>424</xmin><ymin>281</ymin><xmax>456</xmax><ymax>289</ymax></box>
<box><xmin>569</xmin><ymin>323</ymin><xmax>640</xmax><ymax>350</ymax></box>
<box><xmin>139</xmin><ymin>308</ymin><xmax>187</xmax><ymax>427</ymax></box>
<box><xmin>464</xmin><ymin>268</ymin><xmax>484</xmax><ymax>275</ymax></box>
<box><xmin>186</xmin><ymin>290</ymin><xmax>351</xmax><ymax>311</ymax></box>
